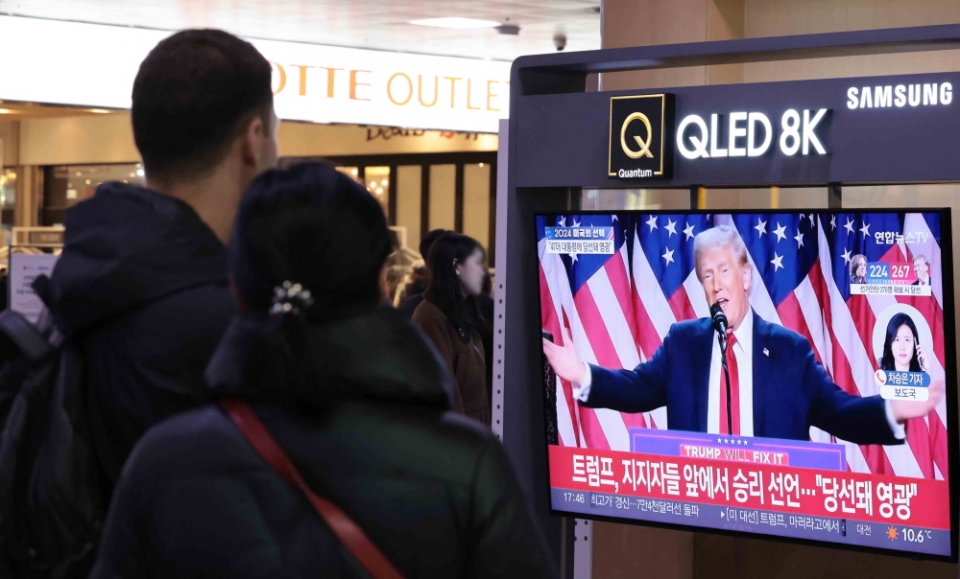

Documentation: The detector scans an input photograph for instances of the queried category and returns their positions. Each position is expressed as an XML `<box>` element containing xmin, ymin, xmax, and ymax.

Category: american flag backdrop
<box><xmin>538</xmin><ymin>211</ymin><xmax>949</xmax><ymax>481</ymax></box>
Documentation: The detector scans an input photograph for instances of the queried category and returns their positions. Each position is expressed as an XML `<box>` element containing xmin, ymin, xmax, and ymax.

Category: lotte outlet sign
<box><xmin>0</xmin><ymin>16</ymin><xmax>510</xmax><ymax>134</ymax></box>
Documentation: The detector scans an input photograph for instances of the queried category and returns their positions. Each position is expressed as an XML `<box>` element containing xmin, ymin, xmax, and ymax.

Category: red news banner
<box><xmin>549</xmin><ymin>445</ymin><xmax>949</xmax><ymax>530</ymax></box>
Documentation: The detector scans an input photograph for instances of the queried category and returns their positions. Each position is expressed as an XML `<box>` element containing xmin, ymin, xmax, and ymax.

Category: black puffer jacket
<box><xmin>45</xmin><ymin>183</ymin><xmax>236</xmax><ymax>494</ymax></box>
<box><xmin>90</xmin><ymin>308</ymin><xmax>557</xmax><ymax>579</ymax></box>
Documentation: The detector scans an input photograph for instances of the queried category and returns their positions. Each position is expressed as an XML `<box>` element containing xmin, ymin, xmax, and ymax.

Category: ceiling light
<box><xmin>85</xmin><ymin>179</ymin><xmax>91</xmax><ymax>185</ymax></box>
<box><xmin>410</xmin><ymin>17</ymin><xmax>501</xmax><ymax>30</ymax></box>
<box><xmin>89</xmin><ymin>108</ymin><xmax>111</xmax><ymax>114</ymax></box>
<box><xmin>479</xmin><ymin>163</ymin><xmax>485</xmax><ymax>168</ymax></box>
<box><xmin>381</xmin><ymin>179</ymin><xmax>388</xmax><ymax>186</ymax></box>
<box><xmin>136</xmin><ymin>168</ymin><xmax>145</xmax><ymax>177</ymax></box>
<box><xmin>0</xmin><ymin>109</ymin><xmax>14</xmax><ymax>114</ymax></box>
<box><xmin>376</xmin><ymin>187</ymin><xmax>384</xmax><ymax>194</ymax></box>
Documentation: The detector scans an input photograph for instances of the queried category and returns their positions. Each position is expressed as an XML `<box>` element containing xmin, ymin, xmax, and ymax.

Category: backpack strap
<box><xmin>220</xmin><ymin>398</ymin><xmax>404</xmax><ymax>579</ymax></box>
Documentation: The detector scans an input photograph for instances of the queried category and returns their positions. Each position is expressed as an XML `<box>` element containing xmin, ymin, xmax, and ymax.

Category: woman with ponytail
<box><xmin>91</xmin><ymin>163</ymin><xmax>556</xmax><ymax>579</ymax></box>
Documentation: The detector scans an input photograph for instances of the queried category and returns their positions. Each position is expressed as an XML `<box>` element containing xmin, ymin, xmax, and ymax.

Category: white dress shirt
<box><xmin>708</xmin><ymin>307</ymin><xmax>754</xmax><ymax>435</ymax></box>
<box><xmin>573</xmin><ymin>309</ymin><xmax>906</xmax><ymax>440</ymax></box>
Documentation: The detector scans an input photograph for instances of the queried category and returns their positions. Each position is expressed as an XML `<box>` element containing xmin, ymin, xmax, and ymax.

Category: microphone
<box><xmin>710</xmin><ymin>302</ymin><xmax>728</xmax><ymax>342</ymax></box>
<box><xmin>711</xmin><ymin>301</ymin><xmax>733</xmax><ymax>435</ymax></box>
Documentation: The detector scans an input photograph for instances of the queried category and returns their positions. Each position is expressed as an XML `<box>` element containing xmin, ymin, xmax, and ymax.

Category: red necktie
<box><xmin>719</xmin><ymin>333</ymin><xmax>741</xmax><ymax>435</ymax></box>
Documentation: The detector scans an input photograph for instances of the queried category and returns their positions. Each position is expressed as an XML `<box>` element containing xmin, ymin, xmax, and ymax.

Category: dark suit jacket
<box><xmin>585</xmin><ymin>313</ymin><xmax>901</xmax><ymax>445</ymax></box>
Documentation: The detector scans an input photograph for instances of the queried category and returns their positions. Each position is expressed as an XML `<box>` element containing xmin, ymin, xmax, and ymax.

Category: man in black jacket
<box><xmin>44</xmin><ymin>29</ymin><xmax>278</xmax><ymax>494</ymax></box>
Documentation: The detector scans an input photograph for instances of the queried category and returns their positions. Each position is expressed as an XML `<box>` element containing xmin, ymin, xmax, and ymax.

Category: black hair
<box><xmin>880</xmin><ymin>313</ymin><xmax>922</xmax><ymax>372</ymax></box>
<box><xmin>424</xmin><ymin>232</ymin><xmax>486</xmax><ymax>340</ymax></box>
<box><xmin>419</xmin><ymin>229</ymin><xmax>449</xmax><ymax>262</ymax></box>
<box><xmin>229</xmin><ymin>162</ymin><xmax>391</xmax><ymax>322</ymax></box>
<box><xmin>132</xmin><ymin>29</ymin><xmax>273</xmax><ymax>180</ymax></box>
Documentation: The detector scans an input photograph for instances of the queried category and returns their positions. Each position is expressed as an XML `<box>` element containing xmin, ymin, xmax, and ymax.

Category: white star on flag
<box><xmin>573</xmin><ymin>219</ymin><xmax>581</xmax><ymax>228</ymax></box>
<box><xmin>844</xmin><ymin>218</ymin><xmax>855</xmax><ymax>234</ymax></box>
<box><xmin>860</xmin><ymin>222</ymin><xmax>871</xmax><ymax>237</ymax></box>
<box><xmin>809</xmin><ymin>214</ymin><xmax>816</xmax><ymax>228</ymax></box>
<box><xmin>683</xmin><ymin>223</ymin><xmax>695</xmax><ymax>241</ymax></box>
<box><xmin>612</xmin><ymin>215</ymin><xmax>619</xmax><ymax>222</ymax></box>
<box><xmin>646</xmin><ymin>215</ymin><xmax>658</xmax><ymax>232</ymax></box>
<box><xmin>830</xmin><ymin>215</ymin><xmax>837</xmax><ymax>231</ymax></box>
<box><xmin>665</xmin><ymin>218</ymin><xmax>678</xmax><ymax>237</ymax></box>
<box><xmin>794</xmin><ymin>229</ymin><xmax>804</xmax><ymax>248</ymax></box>
<box><xmin>773</xmin><ymin>222</ymin><xmax>787</xmax><ymax>242</ymax></box>
<box><xmin>754</xmin><ymin>218</ymin><xmax>767</xmax><ymax>237</ymax></box>
<box><xmin>558</xmin><ymin>216</ymin><xmax>567</xmax><ymax>227</ymax></box>
<box><xmin>570</xmin><ymin>253</ymin><xmax>578</xmax><ymax>264</ymax></box>
<box><xmin>771</xmin><ymin>252</ymin><xmax>785</xmax><ymax>271</ymax></box>
<box><xmin>662</xmin><ymin>248</ymin><xmax>675</xmax><ymax>265</ymax></box>
<box><xmin>842</xmin><ymin>248</ymin><xmax>852</xmax><ymax>265</ymax></box>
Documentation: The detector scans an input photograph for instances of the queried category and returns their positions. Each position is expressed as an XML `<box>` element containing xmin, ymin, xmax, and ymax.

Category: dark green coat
<box><xmin>90</xmin><ymin>308</ymin><xmax>556</xmax><ymax>579</ymax></box>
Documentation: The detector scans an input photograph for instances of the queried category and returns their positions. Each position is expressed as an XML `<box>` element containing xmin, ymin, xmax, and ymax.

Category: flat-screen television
<box><xmin>537</xmin><ymin>209</ymin><xmax>957</xmax><ymax>560</ymax></box>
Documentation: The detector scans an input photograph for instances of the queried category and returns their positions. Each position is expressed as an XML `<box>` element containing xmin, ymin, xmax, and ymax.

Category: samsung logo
<box><xmin>847</xmin><ymin>82</ymin><xmax>953</xmax><ymax>110</ymax></box>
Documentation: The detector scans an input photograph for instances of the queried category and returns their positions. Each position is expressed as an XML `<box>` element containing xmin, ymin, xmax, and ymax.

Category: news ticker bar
<box><xmin>549</xmin><ymin>445</ymin><xmax>949</xmax><ymax>529</ymax></box>
<box><xmin>551</xmin><ymin>488</ymin><xmax>950</xmax><ymax>557</ymax></box>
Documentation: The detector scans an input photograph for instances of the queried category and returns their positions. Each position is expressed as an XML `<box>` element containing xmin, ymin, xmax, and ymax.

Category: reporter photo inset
<box><xmin>537</xmin><ymin>209</ymin><xmax>955</xmax><ymax>558</ymax></box>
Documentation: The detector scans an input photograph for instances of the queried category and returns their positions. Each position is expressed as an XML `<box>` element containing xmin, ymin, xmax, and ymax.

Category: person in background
<box><xmin>398</xmin><ymin>228</ymin><xmax>448</xmax><ymax>321</ymax></box>
<box><xmin>90</xmin><ymin>163</ymin><xmax>557</xmax><ymax>579</ymax></box>
<box><xmin>43</xmin><ymin>29</ymin><xmax>277</xmax><ymax>497</ymax></box>
<box><xmin>413</xmin><ymin>232</ymin><xmax>491</xmax><ymax>425</ymax></box>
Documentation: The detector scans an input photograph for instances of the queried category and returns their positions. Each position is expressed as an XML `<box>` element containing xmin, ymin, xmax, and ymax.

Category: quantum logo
<box><xmin>620</xmin><ymin>113</ymin><xmax>654</xmax><ymax>159</ymax></box>
<box><xmin>608</xmin><ymin>94</ymin><xmax>675</xmax><ymax>179</ymax></box>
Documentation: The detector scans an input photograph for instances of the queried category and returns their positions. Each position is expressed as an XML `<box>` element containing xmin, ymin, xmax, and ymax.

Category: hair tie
<box><xmin>269</xmin><ymin>281</ymin><xmax>315</xmax><ymax>316</ymax></box>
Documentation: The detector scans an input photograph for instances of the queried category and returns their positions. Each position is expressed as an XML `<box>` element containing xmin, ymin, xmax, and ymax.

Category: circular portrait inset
<box><xmin>872</xmin><ymin>304</ymin><xmax>932</xmax><ymax>374</ymax></box>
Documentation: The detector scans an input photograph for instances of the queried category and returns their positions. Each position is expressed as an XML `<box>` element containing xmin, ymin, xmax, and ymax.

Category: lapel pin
<box><xmin>763</xmin><ymin>347</ymin><xmax>770</xmax><ymax>357</ymax></box>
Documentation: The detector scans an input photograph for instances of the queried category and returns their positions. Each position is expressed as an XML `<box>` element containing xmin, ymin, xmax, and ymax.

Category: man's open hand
<box><xmin>543</xmin><ymin>326</ymin><xmax>587</xmax><ymax>385</ymax></box>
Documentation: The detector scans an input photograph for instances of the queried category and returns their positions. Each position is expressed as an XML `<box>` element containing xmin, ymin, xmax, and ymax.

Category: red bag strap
<box><xmin>220</xmin><ymin>398</ymin><xmax>404</xmax><ymax>579</ymax></box>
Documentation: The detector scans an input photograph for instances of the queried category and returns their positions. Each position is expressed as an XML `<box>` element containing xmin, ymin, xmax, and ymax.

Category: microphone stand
<box><xmin>719</xmin><ymin>333</ymin><xmax>733</xmax><ymax>436</ymax></box>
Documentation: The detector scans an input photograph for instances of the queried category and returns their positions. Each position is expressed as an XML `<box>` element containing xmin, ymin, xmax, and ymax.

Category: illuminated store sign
<box><xmin>0</xmin><ymin>16</ymin><xmax>510</xmax><ymax>133</ymax></box>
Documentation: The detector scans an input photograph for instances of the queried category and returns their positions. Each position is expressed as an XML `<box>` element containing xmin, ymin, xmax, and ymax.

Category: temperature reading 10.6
<box><xmin>901</xmin><ymin>528</ymin><xmax>933</xmax><ymax>543</ymax></box>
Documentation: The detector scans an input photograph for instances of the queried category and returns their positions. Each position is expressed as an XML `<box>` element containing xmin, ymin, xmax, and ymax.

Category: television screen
<box><xmin>537</xmin><ymin>209</ymin><xmax>956</xmax><ymax>559</ymax></box>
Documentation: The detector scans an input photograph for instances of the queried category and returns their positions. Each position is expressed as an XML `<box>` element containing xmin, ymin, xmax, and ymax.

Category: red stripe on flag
<box><xmin>577</xmin><ymin>404</ymin><xmax>611</xmax><ymax>450</ymax></box>
<box><xmin>539</xmin><ymin>265</ymin><xmax>581</xmax><ymax>446</ymax></box>
<box><xmin>667</xmin><ymin>288</ymin><xmax>697</xmax><ymax>324</ymax></box>
<box><xmin>930</xmin><ymin>411</ymin><xmax>950</xmax><ymax>481</ymax></box>
<box><xmin>807</xmin><ymin>262</ymin><xmax>895</xmax><ymax>476</ymax></box>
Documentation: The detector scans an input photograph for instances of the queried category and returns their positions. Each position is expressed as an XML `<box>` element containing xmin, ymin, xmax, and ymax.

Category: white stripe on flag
<box><xmin>554</xmin><ymin>378</ymin><xmax>578</xmax><ymax>447</ymax></box>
